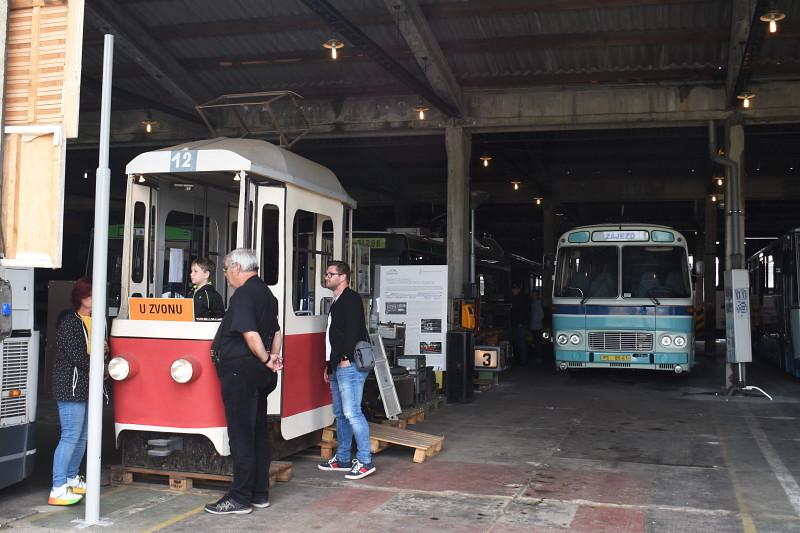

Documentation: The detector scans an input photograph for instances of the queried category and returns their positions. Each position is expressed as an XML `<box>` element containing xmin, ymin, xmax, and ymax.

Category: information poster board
<box><xmin>379</xmin><ymin>265</ymin><xmax>448</xmax><ymax>369</ymax></box>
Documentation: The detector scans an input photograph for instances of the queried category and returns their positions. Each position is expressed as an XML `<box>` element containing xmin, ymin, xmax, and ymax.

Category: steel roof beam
<box><xmin>84</xmin><ymin>2</ymin><xmax>212</xmax><ymax>111</ymax></box>
<box><xmin>384</xmin><ymin>0</ymin><xmax>464</xmax><ymax>116</ymax></box>
<box><xmin>726</xmin><ymin>0</ymin><xmax>765</xmax><ymax>106</ymax></box>
<box><xmin>118</xmin><ymin>0</ymin><xmax>710</xmax><ymax>42</ymax></box>
<box><xmin>298</xmin><ymin>0</ymin><xmax>461</xmax><ymax>118</ymax></box>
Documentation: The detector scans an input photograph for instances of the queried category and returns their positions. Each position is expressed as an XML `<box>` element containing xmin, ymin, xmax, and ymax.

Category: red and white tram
<box><xmin>107</xmin><ymin>138</ymin><xmax>355</xmax><ymax>464</ymax></box>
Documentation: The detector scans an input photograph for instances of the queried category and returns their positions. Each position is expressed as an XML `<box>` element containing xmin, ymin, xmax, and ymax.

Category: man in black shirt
<box><xmin>317</xmin><ymin>261</ymin><xmax>376</xmax><ymax>480</ymax></box>
<box><xmin>205</xmin><ymin>249</ymin><xmax>283</xmax><ymax>515</ymax></box>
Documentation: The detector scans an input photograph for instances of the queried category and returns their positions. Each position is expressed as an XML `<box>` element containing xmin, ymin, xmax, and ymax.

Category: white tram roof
<box><xmin>125</xmin><ymin>137</ymin><xmax>356</xmax><ymax>207</ymax></box>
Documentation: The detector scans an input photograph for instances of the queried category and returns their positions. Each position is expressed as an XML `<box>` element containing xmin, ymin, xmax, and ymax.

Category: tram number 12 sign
<box><xmin>129</xmin><ymin>298</ymin><xmax>195</xmax><ymax>321</ymax></box>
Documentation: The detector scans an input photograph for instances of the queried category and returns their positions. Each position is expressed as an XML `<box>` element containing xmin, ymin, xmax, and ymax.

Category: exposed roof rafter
<box><xmin>385</xmin><ymin>0</ymin><xmax>464</xmax><ymax>116</ymax></box>
<box><xmin>298</xmin><ymin>0</ymin><xmax>461</xmax><ymax>118</ymax></box>
<box><xmin>84</xmin><ymin>1</ymin><xmax>212</xmax><ymax>111</ymax></box>
<box><xmin>727</xmin><ymin>0</ymin><xmax>769</xmax><ymax>107</ymax></box>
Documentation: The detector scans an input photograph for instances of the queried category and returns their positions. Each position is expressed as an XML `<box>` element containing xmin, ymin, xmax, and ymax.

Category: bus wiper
<box><xmin>644</xmin><ymin>289</ymin><xmax>660</xmax><ymax>306</ymax></box>
<box><xmin>580</xmin><ymin>294</ymin><xmax>592</xmax><ymax>305</ymax></box>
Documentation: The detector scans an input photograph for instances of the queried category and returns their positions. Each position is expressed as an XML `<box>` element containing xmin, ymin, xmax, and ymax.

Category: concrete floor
<box><xmin>3</xmin><ymin>348</ymin><xmax>800</xmax><ymax>532</ymax></box>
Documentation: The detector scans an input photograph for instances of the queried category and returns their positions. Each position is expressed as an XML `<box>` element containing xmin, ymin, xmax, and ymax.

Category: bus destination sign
<box><xmin>592</xmin><ymin>230</ymin><xmax>649</xmax><ymax>242</ymax></box>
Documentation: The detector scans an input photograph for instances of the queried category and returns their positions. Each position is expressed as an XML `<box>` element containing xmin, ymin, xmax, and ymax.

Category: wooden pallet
<box><xmin>110</xmin><ymin>461</ymin><xmax>292</xmax><ymax>491</ymax></box>
<box><xmin>321</xmin><ymin>423</ymin><xmax>444</xmax><ymax>463</ymax></box>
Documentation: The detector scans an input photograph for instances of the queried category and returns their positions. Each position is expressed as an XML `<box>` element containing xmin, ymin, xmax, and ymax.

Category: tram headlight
<box><xmin>170</xmin><ymin>358</ymin><xmax>201</xmax><ymax>384</ymax></box>
<box><xmin>660</xmin><ymin>335</ymin><xmax>672</xmax><ymax>347</ymax></box>
<box><xmin>673</xmin><ymin>335</ymin><xmax>687</xmax><ymax>348</ymax></box>
<box><xmin>569</xmin><ymin>334</ymin><xmax>581</xmax><ymax>345</ymax></box>
<box><xmin>108</xmin><ymin>357</ymin><xmax>130</xmax><ymax>381</ymax></box>
<box><xmin>170</xmin><ymin>358</ymin><xmax>195</xmax><ymax>384</ymax></box>
<box><xmin>556</xmin><ymin>333</ymin><xmax>568</xmax><ymax>345</ymax></box>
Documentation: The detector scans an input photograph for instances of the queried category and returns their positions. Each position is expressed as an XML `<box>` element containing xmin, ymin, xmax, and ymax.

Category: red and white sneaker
<box><xmin>345</xmin><ymin>458</ymin><xmax>376</xmax><ymax>480</ymax></box>
<box><xmin>318</xmin><ymin>456</ymin><xmax>350</xmax><ymax>471</ymax></box>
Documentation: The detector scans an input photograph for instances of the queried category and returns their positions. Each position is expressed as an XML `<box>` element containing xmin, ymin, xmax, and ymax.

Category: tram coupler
<box><xmin>146</xmin><ymin>437</ymin><xmax>184</xmax><ymax>457</ymax></box>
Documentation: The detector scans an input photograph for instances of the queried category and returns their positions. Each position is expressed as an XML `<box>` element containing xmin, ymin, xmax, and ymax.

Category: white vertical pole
<box><xmin>85</xmin><ymin>34</ymin><xmax>113</xmax><ymax>525</ymax></box>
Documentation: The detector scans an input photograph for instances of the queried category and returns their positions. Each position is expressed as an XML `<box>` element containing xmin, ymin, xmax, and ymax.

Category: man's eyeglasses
<box><xmin>223</xmin><ymin>263</ymin><xmax>235</xmax><ymax>273</ymax></box>
<box><xmin>324</xmin><ymin>271</ymin><xmax>341</xmax><ymax>278</ymax></box>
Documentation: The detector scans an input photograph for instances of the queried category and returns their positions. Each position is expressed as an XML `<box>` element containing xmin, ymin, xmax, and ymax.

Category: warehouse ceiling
<box><xmin>68</xmin><ymin>0</ymin><xmax>800</xmax><ymax>260</ymax></box>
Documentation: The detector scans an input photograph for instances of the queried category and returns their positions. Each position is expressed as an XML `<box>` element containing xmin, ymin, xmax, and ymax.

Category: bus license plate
<box><xmin>599</xmin><ymin>354</ymin><xmax>632</xmax><ymax>362</ymax></box>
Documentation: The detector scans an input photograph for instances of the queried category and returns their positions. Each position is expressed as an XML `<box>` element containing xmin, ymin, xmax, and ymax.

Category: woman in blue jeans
<box><xmin>49</xmin><ymin>278</ymin><xmax>94</xmax><ymax>505</ymax></box>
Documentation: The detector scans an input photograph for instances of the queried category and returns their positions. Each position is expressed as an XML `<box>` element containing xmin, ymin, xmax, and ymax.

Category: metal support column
<box><xmin>85</xmin><ymin>34</ymin><xmax>113</xmax><ymax>526</ymax></box>
<box><xmin>445</xmin><ymin>125</ymin><xmax>471</xmax><ymax>301</ymax></box>
<box><xmin>703</xmin><ymin>195</ymin><xmax>717</xmax><ymax>357</ymax></box>
<box><xmin>542</xmin><ymin>201</ymin><xmax>555</xmax><ymax>307</ymax></box>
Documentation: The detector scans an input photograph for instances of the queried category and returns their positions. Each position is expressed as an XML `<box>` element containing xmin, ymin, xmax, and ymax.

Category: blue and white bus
<box><xmin>552</xmin><ymin>224</ymin><xmax>694</xmax><ymax>373</ymax></box>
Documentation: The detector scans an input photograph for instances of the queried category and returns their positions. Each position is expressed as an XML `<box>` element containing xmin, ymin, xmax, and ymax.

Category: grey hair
<box><xmin>225</xmin><ymin>248</ymin><xmax>259</xmax><ymax>272</ymax></box>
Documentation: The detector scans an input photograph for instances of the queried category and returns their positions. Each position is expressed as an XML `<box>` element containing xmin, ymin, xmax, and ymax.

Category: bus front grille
<box><xmin>588</xmin><ymin>332</ymin><xmax>653</xmax><ymax>352</ymax></box>
<box><xmin>1</xmin><ymin>338</ymin><xmax>29</xmax><ymax>421</ymax></box>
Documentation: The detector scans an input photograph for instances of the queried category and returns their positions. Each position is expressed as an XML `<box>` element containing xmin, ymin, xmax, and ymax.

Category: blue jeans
<box><xmin>330</xmin><ymin>364</ymin><xmax>371</xmax><ymax>465</ymax></box>
<box><xmin>52</xmin><ymin>401</ymin><xmax>88</xmax><ymax>488</ymax></box>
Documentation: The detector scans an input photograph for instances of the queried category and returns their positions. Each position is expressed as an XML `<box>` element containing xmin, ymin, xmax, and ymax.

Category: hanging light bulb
<box><xmin>760</xmin><ymin>7</ymin><xmax>786</xmax><ymax>34</ymax></box>
<box><xmin>137</xmin><ymin>175</ymin><xmax>146</xmax><ymax>183</ymax></box>
<box><xmin>511</xmin><ymin>181</ymin><xmax>520</xmax><ymax>191</ymax></box>
<box><xmin>737</xmin><ymin>93</ymin><xmax>756</xmax><ymax>109</ymax></box>
<box><xmin>233</xmin><ymin>172</ymin><xmax>241</xmax><ymax>182</ymax></box>
<box><xmin>715</xmin><ymin>176</ymin><xmax>724</xmax><ymax>187</ymax></box>
<box><xmin>323</xmin><ymin>39</ymin><xmax>344</xmax><ymax>60</ymax></box>
<box><xmin>141</xmin><ymin>111</ymin><xmax>158</xmax><ymax>134</ymax></box>
<box><xmin>479</xmin><ymin>154</ymin><xmax>492</xmax><ymax>167</ymax></box>
<box><xmin>711</xmin><ymin>194</ymin><xmax>717</xmax><ymax>203</ymax></box>
<box><xmin>414</xmin><ymin>99</ymin><xmax>429</xmax><ymax>120</ymax></box>
<box><xmin>533</xmin><ymin>197</ymin><xmax>543</xmax><ymax>206</ymax></box>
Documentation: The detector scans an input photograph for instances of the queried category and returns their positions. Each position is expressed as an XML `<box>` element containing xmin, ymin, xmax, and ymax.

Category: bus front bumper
<box><xmin>555</xmin><ymin>350</ymin><xmax>690</xmax><ymax>372</ymax></box>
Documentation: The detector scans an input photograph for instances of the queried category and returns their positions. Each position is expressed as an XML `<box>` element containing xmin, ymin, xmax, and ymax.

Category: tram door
<box><xmin>123</xmin><ymin>181</ymin><xmax>159</xmax><ymax>302</ymax></box>
<box><xmin>248</xmin><ymin>180</ymin><xmax>287</xmax><ymax>416</ymax></box>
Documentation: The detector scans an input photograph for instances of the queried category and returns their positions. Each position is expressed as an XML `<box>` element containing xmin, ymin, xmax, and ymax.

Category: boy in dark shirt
<box><xmin>188</xmin><ymin>257</ymin><xmax>225</xmax><ymax>319</ymax></box>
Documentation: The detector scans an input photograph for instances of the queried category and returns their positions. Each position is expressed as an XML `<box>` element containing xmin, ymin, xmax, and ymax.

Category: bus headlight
<box><xmin>569</xmin><ymin>334</ymin><xmax>581</xmax><ymax>345</ymax></box>
<box><xmin>170</xmin><ymin>358</ymin><xmax>201</xmax><ymax>384</ymax></box>
<box><xmin>556</xmin><ymin>334</ymin><xmax>568</xmax><ymax>345</ymax></box>
<box><xmin>673</xmin><ymin>335</ymin><xmax>686</xmax><ymax>348</ymax></box>
<box><xmin>660</xmin><ymin>335</ymin><xmax>672</xmax><ymax>347</ymax></box>
<box><xmin>108</xmin><ymin>357</ymin><xmax>131</xmax><ymax>381</ymax></box>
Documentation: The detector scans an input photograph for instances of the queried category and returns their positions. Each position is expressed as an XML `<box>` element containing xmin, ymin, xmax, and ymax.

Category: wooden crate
<box><xmin>110</xmin><ymin>461</ymin><xmax>293</xmax><ymax>491</ymax></box>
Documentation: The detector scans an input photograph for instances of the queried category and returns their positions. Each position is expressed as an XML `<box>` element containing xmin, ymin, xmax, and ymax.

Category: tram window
<box><xmin>292</xmin><ymin>210</ymin><xmax>333</xmax><ymax>315</ymax></box>
<box><xmin>132</xmin><ymin>202</ymin><xmax>145</xmax><ymax>283</ymax></box>
<box><xmin>767</xmin><ymin>255</ymin><xmax>774</xmax><ymax>289</ymax></box>
<box><xmin>230</xmin><ymin>222</ymin><xmax>238</xmax><ymax>251</ymax></box>
<box><xmin>148</xmin><ymin>206</ymin><xmax>156</xmax><ymax>285</ymax></box>
<box><xmin>161</xmin><ymin>210</ymin><xmax>217</xmax><ymax>297</ymax></box>
<box><xmin>261</xmin><ymin>204</ymin><xmax>279</xmax><ymax>285</ymax></box>
<box><xmin>320</xmin><ymin>219</ymin><xmax>334</xmax><ymax>285</ymax></box>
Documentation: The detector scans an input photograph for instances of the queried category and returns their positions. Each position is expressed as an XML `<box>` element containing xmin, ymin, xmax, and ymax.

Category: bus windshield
<box><xmin>621</xmin><ymin>246</ymin><xmax>690</xmax><ymax>298</ymax></box>
<box><xmin>554</xmin><ymin>246</ymin><xmax>618</xmax><ymax>298</ymax></box>
<box><xmin>554</xmin><ymin>245</ymin><xmax>690</xmax><ymax>299</ymax></box>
